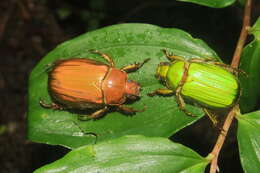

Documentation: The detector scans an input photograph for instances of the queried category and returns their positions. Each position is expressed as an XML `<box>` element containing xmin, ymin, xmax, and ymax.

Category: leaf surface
<box><xmin>28</xmin><ymin>23</ymin><xmax>219</xmax><ymax>148</ymax></box>
<box><xmin>239</xmin><ymin>17</ymin><xmax>260</xmax><ymax>112</ymax></box>
<box><xmin>177</xmin><ymin>0</ymin><xmax>236</xmax><ymax>8</ymax></box>
<box><xmin>237</xmin><ymin>111</ymin><xmax>260</xmax><ymax>173</ymax></box>
<box><xmin>34</xmin><ymin>135</ymin><xmax>209</xmax><ymax>173</ymax></box>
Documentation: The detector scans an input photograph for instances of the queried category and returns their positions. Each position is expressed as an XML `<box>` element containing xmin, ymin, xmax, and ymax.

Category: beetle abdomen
<box><xmin>182</xmin><ymin>63</ymin><xmax>239</xmax><ymax>108</ymax></box>
<box><xmin>49</xmin><ymin>58</ymin><xmax>108</xmax><ymax>109</ymax></box>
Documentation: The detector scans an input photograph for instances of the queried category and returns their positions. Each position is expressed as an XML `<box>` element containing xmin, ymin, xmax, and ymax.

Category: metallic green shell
<box><xmin>165</xmin><ymin>61</ymin><xmax>239</xmax><ymax>108</ymax></box>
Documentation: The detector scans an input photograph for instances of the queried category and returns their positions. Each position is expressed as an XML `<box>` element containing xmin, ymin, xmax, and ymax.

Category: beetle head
<box><xmin>125</xmin><ymin>80</ymin><xmax>141</xmax><ymax>100</ymax></box>
<box><xmin>156</xmin><ymin>62</ymin><xmax>170</xmax><ymax>81</ymax></box>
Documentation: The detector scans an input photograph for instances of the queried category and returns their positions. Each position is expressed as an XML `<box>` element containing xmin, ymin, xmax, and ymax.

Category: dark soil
<box><xmin>0</xmin><ymin>0</ymin><xmax>259</xmax><ymax>172</ymax></box>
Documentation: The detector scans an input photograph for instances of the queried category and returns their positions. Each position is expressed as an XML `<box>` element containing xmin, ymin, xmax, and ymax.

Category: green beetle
<box><xmin>149</xmin><ymin>49</ymin><xmax>240</xmax><ymax>122</ymax></box>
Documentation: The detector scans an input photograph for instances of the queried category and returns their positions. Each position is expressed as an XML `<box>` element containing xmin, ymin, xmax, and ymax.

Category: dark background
<box><xmin>0</xmin><ymin>0</ymin><xmax>259</xmax><ymax>172</ymax></box>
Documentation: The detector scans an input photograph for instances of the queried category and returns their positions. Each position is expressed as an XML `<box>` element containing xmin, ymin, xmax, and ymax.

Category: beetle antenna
<box><xmin>162</xmin><ymin>49</ymin><xmax>184</xmax><ymax>61</ymax></box>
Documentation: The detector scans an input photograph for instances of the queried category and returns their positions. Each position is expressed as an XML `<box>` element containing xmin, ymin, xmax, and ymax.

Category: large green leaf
<box><xmin>34</xmin><ymin>135</ymin><xmax>210</xmax><ymax>173</ymax></box>
<box><xmin>237</xmin><ymin>111</ymin><xmax>260</xmax><ymax>173</ymax></box>
<box><xmin>239</xmin><ymin>17</ymin><xmax>260</xmax><ymax>113</ymax></box>
<box><xmin>177</xmin><ymin>0</ymin><xmax>236</xmax><ymax>8</ymax></box>
<box><xmin>28</xmin><ymin>23</ymin><xmax>219</xmax><ymax>148</ymax></box>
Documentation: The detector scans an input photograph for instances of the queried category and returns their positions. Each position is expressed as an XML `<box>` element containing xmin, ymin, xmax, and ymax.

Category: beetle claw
<box><xmin>39</xmin><ymin>99</ymin><xmax>63</xmax><ymax>110</ymax></box>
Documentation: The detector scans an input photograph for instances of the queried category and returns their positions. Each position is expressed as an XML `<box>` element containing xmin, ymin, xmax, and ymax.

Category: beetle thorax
<box><xmin>166</xmin><ymin>61</ymin><xmax>185</xmax><ymax>90</ymax></box>
<box><xmin>156</xmin><ymin>61</ymin><xmax>184</xmax><ymax>90</ymax></box>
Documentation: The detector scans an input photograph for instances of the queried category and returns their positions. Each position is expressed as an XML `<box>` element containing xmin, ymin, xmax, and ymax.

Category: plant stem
<box><xmin>209</xmin><ymin>105</ymin><xmax>240</xmax><ymax>173</ymax></box>
<box><xmin>209</xmin><ymin>0</ymin><xmax>252</xmax><ymax>173</ymax></box>
<box><xmin>231</xmin><ymin>0</ymin><xmax>252</xmax><ymax>68</ymax></box>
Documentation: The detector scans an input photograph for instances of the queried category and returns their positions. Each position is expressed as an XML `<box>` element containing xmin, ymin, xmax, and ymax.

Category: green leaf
<box><xmin>28</xmin><ymin>23</ymin><xmax>219</xmax><ymax>148</ymax></box>
<box><xmin>237</xmin><ymin>111</ymin><xmax>260</xmax><ymax>173</ymax></box>
<box><xmin>34</xmin><ymin>135</ymin><xmax>210</xmax><ymax>173</ymax></box>
<box><xmin>239</xmin><ymin>17</ymin><xmax>260</xmax><ymax>113</ymax></box>
<box><xmin>238</xmin><ymin>0</ymin><xmax>246</xmax><ymax>6</ymax></box>
<box><xmin>177</xmin><ymin>0</ymin><xmax>236</xmax><ymax>8</ymax></box>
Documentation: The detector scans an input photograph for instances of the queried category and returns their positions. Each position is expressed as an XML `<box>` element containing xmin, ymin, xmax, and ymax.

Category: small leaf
<box><xmin>238</xmin><ymin>0</ymin><xmax>246</xmax><ymax>6</ymax></box>
<box><xmin>177</xmin><ymin>0</ymin><xmax>236</xmax><ymax>8</ymax></box>
<box><xmin>28</xmin><ymin>23</ymin><xmax>219</xmax><ymax>148</ymax></box>
<box><xmin>237</xmin><ymin>111</ymin><xmax>260</xmax><ymax>173</ymax></box>
<box><xmin>34</xmin><ymin>135</ymin><xmax>209</xmax><ymax>173</ymax></box>
<box><xmin>239</xmin><ymin>17</ymin><xmax>260</xmax><ymax>112</ymax></box>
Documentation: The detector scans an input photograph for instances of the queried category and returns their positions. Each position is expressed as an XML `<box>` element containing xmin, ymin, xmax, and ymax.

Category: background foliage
<box><xmin>0</xmin><ymin>0</ymin><xmax>259</xmax><ymax>172</ymax></box>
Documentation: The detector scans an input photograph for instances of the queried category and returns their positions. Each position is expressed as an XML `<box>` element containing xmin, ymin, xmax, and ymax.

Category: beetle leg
<box><xmin>117</xmin><ymin>105</ymin><xmax>145</xmax><ymax>115</ymax></box>
<box><xmin>203</xmin><ymin>108</ymin><xmax>226</xmax><ymax>134</ymax></box>
<box><xmin>175</xmin><ymin>60</ymin><xmax>197</xmax><ymax>117</ymax></box>
<box><xmin>175</xmin><ymin>86</ymin><xmax>196</xmax><ymax>117</ymax></box>
<box><xmin>147</xmin><ymin>88</ymin><xmax>174</xmax><ymax>97</ymax></box>
<box><xmin>189</xmin><ymin>57</ymin><xmax>217</xmax><ymax>63</ymax></box>
<box><xmin>78</xmin><ymin>106</ymin><xmax>109</xmax><ymax>120</ymax></box>
<box><xmin>207</xmin><ymin>62</ymin><xmax>247</xmax><ymax>76</ymax></box>
<box><xmin>39</xmin><ymin>100</ymin><xmax>63</xmax><ymax>110</ymax></box>
<box><xmin>89</xmin><ymin>49</ymin><xmax>115</xmax><ymax>67</ymax></box>
<box><xmin>162</xmin><ymin>49</ymin><xmax>185</xmax><ymax>62</ymax></box>
<box><xmin>202</xmin><ymin>108</ymin><xmax>218</xmax><ymax>126</ymax></box>
<box><xmin>120</xmin><ymin>58</ymin><xmax>150</xmax><ymax>73</ymax></box>
<box><xmin>188</xmin><ymin>58</ymin><xmax>247</xmax><ymax>76</ymax></box>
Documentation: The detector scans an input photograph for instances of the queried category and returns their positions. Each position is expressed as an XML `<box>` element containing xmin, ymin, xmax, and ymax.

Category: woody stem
<box><xmin>209</xmin><ymin>0</ymin><xmax>252</xmax><ymax>173</ymax></box>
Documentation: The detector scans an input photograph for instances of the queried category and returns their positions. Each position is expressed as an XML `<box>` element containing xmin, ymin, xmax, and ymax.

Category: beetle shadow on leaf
<box><xmin>62</xmin><ymin>97</ymin><xmax>142</xmax><ymax>120</ymax></box>
<box><xmin>125</xmin><ymin>96</ymin><xmax>141</xmax><ymax>104</ymax></box>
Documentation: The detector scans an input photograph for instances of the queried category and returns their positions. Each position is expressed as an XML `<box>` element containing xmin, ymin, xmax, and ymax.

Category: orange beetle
<box><xmin>40</xmin><ymin>50</ymin><xmax>149</xmax><ymax>120</ymax></box>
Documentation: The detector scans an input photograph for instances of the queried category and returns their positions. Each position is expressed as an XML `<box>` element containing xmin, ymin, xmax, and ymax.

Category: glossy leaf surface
<box><xmin>237</xmin><ymin>111</ymin><xmax>260</xmax><ymax>173</ymax></box>
<box><xmin>34</xmin><ymin>135</ymin><xmax>209</xmax><ymax>173</ymax></box>
<box><xmin>28</xmin><ymin>23</ymin><xmax>219</xmax><ymax>148</ymax></box>
<box><xmin>239</xmin><ymin>17</ymin><xmax>260</xmax><ymax>113</ymax></box>
<box><xmin>177</xmin><ymin>0</ymin><xmax>236</xmax><ymax>8</ymax></box>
